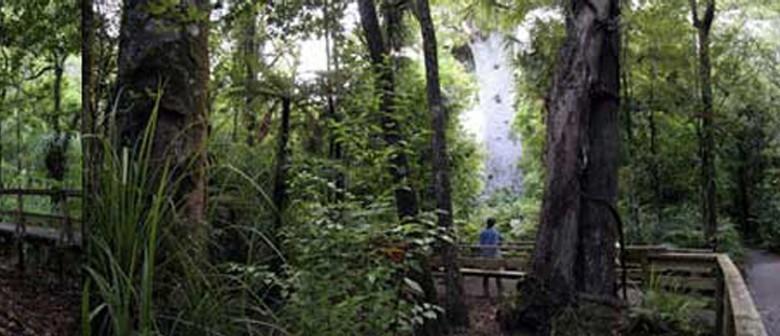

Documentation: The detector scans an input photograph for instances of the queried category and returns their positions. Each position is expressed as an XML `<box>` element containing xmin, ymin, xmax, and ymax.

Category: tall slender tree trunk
<box><xmin>53</xmin><ymin>56</ymin><xmax>64</xmax><ymax>134</ymax></box>
<box><xmin>0</xmin><ymin>89</ymin><xmax>4</xmax><ymax>188</ymax></box>
<box><xmin>80</xmin><ymin>2</ymin><xmax>100</xmax><ymax>324</ymax></box>
<box><xmin>736</xmin><ymin>143</ymin><xmax>750</xmax><ymax>238</ymax></box>
<box><xmin>358</xmin><ymin>1</ymin><xmax>443</xmax><ymax>334</ymax></box>
<box><xmin>243</xmin><ymin>5</ymin><xmax>258</xmax><ymax>146</ymax></box>
<box><xmin>357</xmin><ymin>0</ymin><xmax>417</xmax><ymax>219</ymax></box>
<box><xmin>691</xmin><ymin>0</ymin><xmax>717</xmax><ymax>250</ymax></box>
<box><xmin>649</xmin><ymin>44</ymin><xmax>662</xmax><ymax>231</ymax></box>
<box><xmin>81</xmin><ymin>0</ymin><xmax>97</xmax><ymax>250</ymax></box>
<box><xmin>116</xmin><ymin>0</ymin><xmax>210</xmax><ymax>253</ymax></box>
<box><xmin>272</xmin><ymin>98</ymin><xmax>291</xmax><ymax>232</ymax></box>
<box><xmin>506</xmin><ymin>0</ymin><xmax>622</xmax><ymax>333</ymax></box>
<box><xmin>417</xmin><ymin>0</ymin><xmax>469</xmax><ymax>329</ymax></box>
<box><xmin>324</xmin><ymin>0</ymin><xmax>345</xmax><ymax>199</ymax></box>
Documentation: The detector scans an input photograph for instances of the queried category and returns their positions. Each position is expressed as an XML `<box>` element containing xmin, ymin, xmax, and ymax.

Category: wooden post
<box><xmin>715</xmin><ymin>265</ymin><xmax>725</xmax><ymax>336</ymax></box>
<box><xmin>58</xmin><ymin>190</ymin><xmax>73</xmax><ymax>245</ymax></box>
<box><xmin>640</xmin><ymin>249</ymin><xmax>650</xmax><ymax>287</ymax></box>
<box><xmin>57</xmin><ymin>190</ymin><xmax>69</xmax><ymax>279</ymax></box>
<box><xmin>15</xmin><ymin>190</ymin><xmax>25</xmax><ymax>271</ymax></box>
<box><xmin>724</xmin><ymin>291</ymin><xmax>734</xmax><ymax>336</ymax></box>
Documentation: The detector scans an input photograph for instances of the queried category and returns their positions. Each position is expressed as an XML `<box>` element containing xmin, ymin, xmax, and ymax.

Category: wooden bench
<box><xmin>432</xmin><ymin>244</ymin><xmax>532</xmax><ymax>282</ymax></box>
<box><xmin>430</xmin><ymin>254</ymin><xmax>527</xmax><ymax>280</ymax></box>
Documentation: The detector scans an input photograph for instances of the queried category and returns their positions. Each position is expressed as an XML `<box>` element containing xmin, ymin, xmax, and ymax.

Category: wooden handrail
<box><xmin>460</xmin><ymin>244</ymin><xmax>533</xmax><ymax>251</ymax></box>
<box><xmin>717</xmin><ymin>254</ymin><xmax>768</xmax><ymax>336</ymax></box>
<box><xmin>0</xmin><ymin>210</ymin><xmax>81</xmax><ymax>222</ymax></box>
<box><xmin>0</xmin><ymin>188</ymin><xmax>82</xmax><ymax>253</ymax></box>
<box><xmin>0</xmin><ymin>188</ymin><xmax>82</xmax><ymax>197</ymax></box>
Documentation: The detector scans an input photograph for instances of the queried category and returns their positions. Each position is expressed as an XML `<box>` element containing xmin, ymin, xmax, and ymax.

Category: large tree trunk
<box><xmin>116</xmin><ymin>0</ymin><xmax>210</xmax><ymax>253</ymax></box>
<box><xmin>505</xmin><ymin>0</ymin><xmax>621</xmax><ymax>333</ymax></box>
<box><xmin>417</xmin><ymin>0</ymin><xmax>469</xmax><ymax>329</ymax></box>
<box><xmin>691</xmin><ymin>0</ymin><xmax>717</xmax><ymax>250</ymax></box>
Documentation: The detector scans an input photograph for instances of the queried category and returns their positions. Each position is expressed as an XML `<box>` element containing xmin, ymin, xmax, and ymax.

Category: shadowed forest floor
<box><xmin>441</xmin><ymin>276</ymin><xmax>520</xmax><ymax>335</ymax></box>
<box><xmin>0</xmin><ymin>253</ymin><xmax>80</xmax><ymax>336</ymax></box>
<box><xmin>0</xmin><ymin>250</ymin><xmax>776</xmax><ymax>336</ymax></box>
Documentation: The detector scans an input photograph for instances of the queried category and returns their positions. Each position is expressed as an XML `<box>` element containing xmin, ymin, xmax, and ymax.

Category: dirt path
<box><xmin>0</xmin><ymin>252</ymin><xmax>81</xmax><ymax>336</ymax></box>
<box><xmin>745</xmin><ymin>248</ymin><xmax>780</xmax><ymax>336</ymax></box>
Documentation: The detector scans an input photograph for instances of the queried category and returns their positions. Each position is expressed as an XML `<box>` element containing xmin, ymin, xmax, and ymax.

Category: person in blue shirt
<box><xmin>479</xmin><ymin>217</ymin><xmax>502</xmax><ymax>297</ymax></box>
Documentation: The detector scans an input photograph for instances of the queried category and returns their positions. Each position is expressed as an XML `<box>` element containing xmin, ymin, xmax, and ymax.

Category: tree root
<box><xmin>497</xmin><ymin>278</ymin><xmax>627</xmax><ymax>336</ymax></box>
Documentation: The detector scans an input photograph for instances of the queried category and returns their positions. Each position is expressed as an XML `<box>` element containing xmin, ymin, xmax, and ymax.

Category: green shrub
<box><xmin>628</xmin><ymin>272</ymin><xmax>709</xmax><ymax>336</ymax></box>
<box><xmin>279</xmin><ymin>171</ymin><xmax>443</xmax><ymax>335</ymax></box>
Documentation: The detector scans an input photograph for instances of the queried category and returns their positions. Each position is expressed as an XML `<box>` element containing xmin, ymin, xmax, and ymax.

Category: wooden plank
<box><xmin>645</xmin><ymin>264</ymin><xmax>717</xmax><ymax>277</ymax></box>
<box><xmin>432</xmin><ymin>268</ymin><xmax>526</xmax><ymax>279</ymax></box>
<box><xmin>650</xmin><ymin>276</ymin><xmax>716</xmax><ymax>292</ymax></box>
<box><xmin>717</xmin><ymin>254</ymin><xmax>768</xmax><ymax>336</ymax></box>
<box><xmin>504</xmin><ymin>258</ymin><xmax>526</xmax><ymax>270</ymax></box>
<box><xmin>0</xmin><ymin>222</ymin><xmax>81</xmax><ymax>246</ymax></box>
<box><xmin>459</xmin><ymin>257</ymin><xmax>504</xmax><ymax>270</ymax></box>
<box><xmin>460</xmin><ymin>244</ymin><xmax>533</xmax><ymax>255</ymax></box>
<box><xmin>459</xmin><ymin>268</ymin><xmax>526</xmax><ymax>279</ymax></box>
<box><xmin>648</xmin><ymin>252</ymin><xmax>718</xmax><ymax>264</ymax></box>
<box><xmin>0</xmin><ymin>189</ymin><xmax>82</xmax><ymax>197</ymax></box>
<box><xmin>0</xmin><ymin>222</ymin><xmax>19</xmax><ymax>234</ymax></box>
<box><xmin>0</xmin><ymin>210</ymin><xmax>80</xmax><ymax>222</ymax></box>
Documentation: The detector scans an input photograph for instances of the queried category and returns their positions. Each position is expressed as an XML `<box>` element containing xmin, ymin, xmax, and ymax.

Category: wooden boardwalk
<box><xmin>0</xmin><ymin>222</ymin><xmax>81</xmax><ymax>246</ymax></box>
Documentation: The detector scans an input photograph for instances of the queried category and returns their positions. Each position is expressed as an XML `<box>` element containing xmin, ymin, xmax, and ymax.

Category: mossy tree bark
<box><xmin>506</xmin><ymin>0</ymin><xmax>622</xmax><ymax>333</ymax></box>
<box><xmin>116</xmin><ymin>0</ymin><xmax>211</xmax><ymax>253</ymax></box>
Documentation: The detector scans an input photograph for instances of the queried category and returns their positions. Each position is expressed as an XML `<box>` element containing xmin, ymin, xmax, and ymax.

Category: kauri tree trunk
<box><xmin>116</xmin><ymin>0</ymin><xmax>210</xmax><ymax>253</ymax></box>
<box><xmin>416</xmin><ymin>0</ymin><xmax>469</xmax><ymax>329</ymax></box>
<box><xmin>691</xmin><ymin>0</ymin><xmax>717</xmax><ymax>250</ymax></box>
<box><xmin>505</xmin><ymin>0</ymin><xmax>621</xmax><ymax>333</ymax></box>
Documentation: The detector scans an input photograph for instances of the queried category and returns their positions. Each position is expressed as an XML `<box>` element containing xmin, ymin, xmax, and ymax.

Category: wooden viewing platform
<box><xmin>432</xmin><ymin>243</ymin><xmax>768</xmax><ymax>336</ymax></box>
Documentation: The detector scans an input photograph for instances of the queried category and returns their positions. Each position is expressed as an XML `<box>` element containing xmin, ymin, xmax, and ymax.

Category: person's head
<box><xmin>486</xmin><ymin>217</ymin><xmax>496</xmax><ymax>228</ymax></box>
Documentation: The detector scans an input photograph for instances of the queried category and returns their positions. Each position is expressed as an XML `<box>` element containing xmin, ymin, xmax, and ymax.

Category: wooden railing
<box><xmin>445</xmin><ymin>243</ymin><xmax>768</xmax><ymax>336</ymax></box>
<box><xmin>716</xmin><ymin>254</ymin><xmax>767</xmax><ymax>336</ymax></box>
<box><xmin>0</xmin><ymin>188</ymin><xmax>82</xmax><ymax>248</ymax></box>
